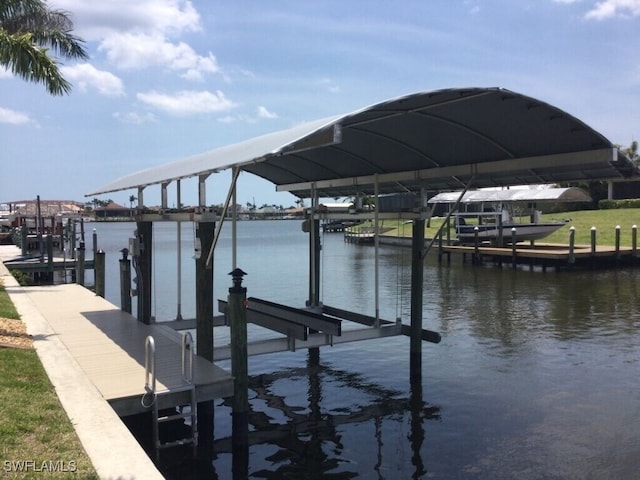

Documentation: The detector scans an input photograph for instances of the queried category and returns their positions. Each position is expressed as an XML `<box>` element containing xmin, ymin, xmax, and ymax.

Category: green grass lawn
<box><xmin>379</xmin><ymin>208</ymin><xmax>640</xmax><ymax>247</ymax></box>
<box><xmin>0</xmin><ymin>283</ymin><xmax>98</xmax><ymax>479</ymax></box>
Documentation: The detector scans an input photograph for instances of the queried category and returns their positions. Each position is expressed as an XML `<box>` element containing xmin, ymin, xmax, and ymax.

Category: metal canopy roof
<box><xmin>427</xmin><ymin>187</ymin><xmax>592</xmax><ymax>204</ymax></box>
<box><xmin>87</xmin><ymin>87</ymin><xmax>636</xmax><ymax>199</ymax></box>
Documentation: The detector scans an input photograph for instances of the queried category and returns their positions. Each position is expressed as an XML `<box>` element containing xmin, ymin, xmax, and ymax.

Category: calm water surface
<box><xmin>88</xmin><ymin>220</ymin><xmax>640</xmax><ymax>479</ymax></box>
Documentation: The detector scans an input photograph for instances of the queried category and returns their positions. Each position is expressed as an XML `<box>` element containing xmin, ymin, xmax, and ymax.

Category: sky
<box><xmin>1</xmin><ymin>0</ymin><xmax>639</xmax><ymax>209</ymax></box>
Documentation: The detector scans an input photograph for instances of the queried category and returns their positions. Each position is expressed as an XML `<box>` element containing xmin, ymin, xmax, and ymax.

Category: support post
<box><xmin>568</xmin><ymin>227</ymin><xmax>576</xmax><ymax>265</ymax></box>
<box><xmin>194</xmin><ymin>219</ymin><xmax>215</xmax><ymax>459</ymax></box>
<box><xmin>229</xmin><ymin>268</ymin><xmax>249</xmax><ymax>479</ymax></box>
<box><xmin>308</xmin><ymin>218</ymin><xmax>320</xmax><ymax>308</ymax></box>
<box><xmin>95</xmin><ymin>249</ymin><xmax>105</xmax><ymax>297</ymax></box>
<box><xmin>21</xmin><ymin>225</ymin><xmax>27</xmax><ymax>256</ymax></box>
<box><xmin>119</xmin><ymin>248</ymin><xmax>132</xmax><ymax>313</ymax></box>
<box><xmin>307</xmin><ymin>199</ymin><xmax>321</xmax><ymax>365</ymax></box>
<box><xmin>473</xmin><ymin>226</ymin><xmax>480</xmax><ymax>265</ymax></box>
<box><xmin>511</xmin><ymin>228</ymin><xmax>517</xmax><ymax>269</ymax></box>
<box><xmin>410</xmin><ymin>218</ymin><xmax>425</xmax><ymax>384</ymax></box>
<box><xmin>135</xmin><ymin>221</ymin><xmax>153</xmax><ymax>324</ymax></box>
<box><xmin>590</xmin><ymin>226</ymin><xmax>597</xmax><ymax>269</ymax></box>
<box><xmin>76</xmin><ymin>241</ymin><xmax>85</xmax><ymax>286</ymax></box>
<box><xmin>46</xmin><ymin>235</ymin><xmax>54</xmax><ymax>281</ymax></box>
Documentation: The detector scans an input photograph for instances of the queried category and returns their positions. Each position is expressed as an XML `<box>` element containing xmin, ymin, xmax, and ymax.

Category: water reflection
<box><xmin>204</xmin><ymin>352</ymin><xmax>440</xmax><ymax>479</ymax></box>
<box><xmin>92</xmin><ymin>222</ymin><xmax>640</xmax><ymax>478</ymax></box>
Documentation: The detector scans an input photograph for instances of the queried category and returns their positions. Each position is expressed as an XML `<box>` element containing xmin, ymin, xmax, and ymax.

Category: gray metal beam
<box><xmin>213</xmin><ymin>324</ymin><xmax>402</xmax><ymax>361</ymax></box>
<box><xmin>218</xmin><ymin>300</ymin><xmax>308</xmax><ymax>341</ymax></box>
<box><xmin>276</xmin><ymin>148</ymin><xmax>616</xmax><ymax>194</ymax></box>
<box><xmin>247</xmin><ymin>297</ymin><xmax>341</xmax><ymax>336</ymax></box>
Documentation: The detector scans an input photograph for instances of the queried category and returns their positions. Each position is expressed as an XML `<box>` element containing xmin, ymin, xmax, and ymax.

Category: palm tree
<box><xmin>128</xmin><ymin>195</ymin><xmax>137</xmax><ymax>217</ymax></box>
<box><xmin>0</xmin><ymin>0</ymin><xmax>88</xmax><ymax>95</ymax></box>
<box><xmin>624</xmin><ymin>141</ymin><xmax>639</xmax><ymax>167</ymax></box>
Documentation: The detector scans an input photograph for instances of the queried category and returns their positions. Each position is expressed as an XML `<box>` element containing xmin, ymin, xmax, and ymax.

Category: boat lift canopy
<box><xmin>87</xmin><ymin>87</ymin><xmax>636</xmax><ymax>200</ymax></box>
<box><xmin>427</xmin><ymin>187</ymin><xmax>593</xmax><ymax>205</ymax></box>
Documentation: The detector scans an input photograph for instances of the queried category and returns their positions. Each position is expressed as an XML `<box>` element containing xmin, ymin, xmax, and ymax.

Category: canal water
<box><xmin>88</xmin><ymin>220</ymin><xmax>640</xmax><ymax>479</ymax></box>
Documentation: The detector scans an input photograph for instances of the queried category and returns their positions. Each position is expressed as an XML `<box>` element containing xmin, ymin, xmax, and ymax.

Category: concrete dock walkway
<box><xmin>0</xmin><ymin>245</ymin><xmax>232</xmax><ymax>479</ymax></box>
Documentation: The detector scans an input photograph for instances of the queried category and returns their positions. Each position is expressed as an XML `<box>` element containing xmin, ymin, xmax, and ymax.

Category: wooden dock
<box><xmin>439</xmin><ymin>242</ymin><xmax>638</xmax><ymax>269</ymax></box>
<box><xmin>22</xmin><ymin>283</ymin><xmax>233</xmax><ymax>416</ymax></box>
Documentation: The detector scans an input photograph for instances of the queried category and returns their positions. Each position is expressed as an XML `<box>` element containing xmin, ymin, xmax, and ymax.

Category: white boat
<box><xmin>454</xmin><ymin>215</ymin><xmax>567</xmax><ymax>244</ymax></box>
<box><xmin>428</xmin><ymin>187</ymin><xmax>588</xmax><ymax>245</ymax></box>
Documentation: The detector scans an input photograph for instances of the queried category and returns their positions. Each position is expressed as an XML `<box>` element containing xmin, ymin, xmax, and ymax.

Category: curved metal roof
<box><xmin>87</xmin><ymin>87</ymin><xmax>636</xmax><ymax>199</ymax></box>
<box><xmin>427</xmin><ymin>187</ymin><xmax>592</xmax><ymax>204</ymax></box>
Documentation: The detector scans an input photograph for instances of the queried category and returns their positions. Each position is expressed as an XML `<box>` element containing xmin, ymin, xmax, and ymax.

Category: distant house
<box><xmin>93</xmin><ymin>201</ymin><xmax>131</xmax><ymax>219</ymax></box>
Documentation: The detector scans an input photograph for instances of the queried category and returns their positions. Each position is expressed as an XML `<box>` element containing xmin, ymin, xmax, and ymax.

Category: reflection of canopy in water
<box><xmin>427</xmin><ymin>187</ymin><xmax>592</xmax><ymax>205</ymax></box>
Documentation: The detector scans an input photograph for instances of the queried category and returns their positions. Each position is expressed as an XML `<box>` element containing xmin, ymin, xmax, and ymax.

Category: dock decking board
<box><xmin>23</xmin><ymin>284</ymin><xmax>233</xmax><ymax>416</ymax></box>
<box><xmin>440</xmin><ymin>242</ymin><xmax>637</xmax><ymax>266</ymax></box>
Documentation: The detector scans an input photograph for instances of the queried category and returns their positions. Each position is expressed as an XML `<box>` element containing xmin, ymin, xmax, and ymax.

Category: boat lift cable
<box><xmin>421</xmin><ymin>175</ymin><xmax>476</xmax><ymax>261</ymax></box>
<box><xmin>176</xmin><ymin>179</ymin><xmax>183</xmax><ymax>321</ymax></box>
<box><xmin>374</xmin><ymin>175</ymin><xmax>380</xmax><ymax>327</ymax></box>
<box><xmin>205</xmin><ymin>166</ymin><xmax>241</xmax><ymax>269</ymax></box>
<box><xmin>152</xmin><ymin>227</ymin><xmax>157</xmax><ymax>321</ymax></box>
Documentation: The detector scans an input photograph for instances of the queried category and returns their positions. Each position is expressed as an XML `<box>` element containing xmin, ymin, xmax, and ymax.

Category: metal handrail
<box><xmin>145</xmin><ymin>335</ymin><xmax>156</xmax><ymax>394</ymax></box>
<box><xmin>181</xmin><ymin>332</ymin><xmax>194</xmax><ymax>384</ymax></box>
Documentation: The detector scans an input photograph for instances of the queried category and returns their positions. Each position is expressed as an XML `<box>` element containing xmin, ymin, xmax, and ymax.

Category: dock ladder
<box><xmin>144</xmin><ymin>333</ymin><xmax>198</xmax><ymax>462</ymax></box>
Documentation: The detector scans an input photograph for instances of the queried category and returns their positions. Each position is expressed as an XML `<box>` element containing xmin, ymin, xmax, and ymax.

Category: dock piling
<box><xmin>194</xmin><ymin>219</ymin><xmax>215</xmax><ymax>459</ymax></box>
<box><xmin>568</xmin><ymin>227</ymin><xmax>576</xmax><ymax>265</ymax></box>
<box><xmin>119</xmin><ymin>248</ymin><xmax>132</xmax><ymax>313</ymax></box>
<box><xmin>95</xmin><ymin>250</ymin><xmax>105</xmax><ymax>297</ymax></box>
<box><xmin>228</xmin><ymin>268</ymin><xmax>249</xmax><ymax>479</ymax></box>
<box><xmin>76</xmin><ymin>241</ymin><xmax>85</xmax><ymax>286</ymax></box>
<box><xmin>511</xmin><ymin>228</ymin><xmax>517</xmax><ymax>269</ymax></box>
<box><xmin>410</xmin><ymin>219</ymin><xmax>424</xmax><ymax>384</ymax></box>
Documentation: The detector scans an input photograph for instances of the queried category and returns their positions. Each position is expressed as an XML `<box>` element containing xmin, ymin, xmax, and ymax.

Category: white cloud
<box><xmin>112</xmin><ymin>111</ymin><xmax>158</xmax><ymax>124</ymax></box>
<box><xmin>60</xmin><ymin>64</ymin><xmax>125</xmax><ymax>96</ymax></box>
<box><xmin>56</xmin><ymin>1</ymin><xmax>218</xmax><ymax>81</ymax></box>
<box><xmin>136</xmin><ymin>90</ymin><xmax>235</xmax><ymax>116</ymax></box>
<box><xmin>257</xmin><ymin>106</ymin><xmax>278</xmax><ymax>119</ymax></box>
<box><xmin>318</xmin><ymin>78</ymin><xmax>341</xmax><ymax>93</ymax></box>
<box><xmin>585</xmin><ymin>0</ymin><xmax>640</xmax><ymax>19</ymax></box>
<box><xmin>53</xmin><ymin>0</ymin><xmax>201</xmax><ymax>39</ymax></box>
<box><xmin>0</xmin><ymin>107</ymin><xmax>32</xmax><ymax>125</ymax></box>
<box><xmin>98</xmin><ymin>33</ymin><xmax>218</xmax><ymax>80</ymax></box>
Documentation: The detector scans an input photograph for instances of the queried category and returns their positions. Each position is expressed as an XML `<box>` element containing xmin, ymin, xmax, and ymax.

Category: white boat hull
<box><xmin>456</xmin><ymin>222</ymin><xmax>566</xmax><ymax>244</ymax></box>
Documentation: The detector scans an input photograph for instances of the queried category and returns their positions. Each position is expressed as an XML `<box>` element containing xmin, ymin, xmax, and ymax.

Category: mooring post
<box><xmin>46</xmin><ymin>234</ymin><xmax>54</xmax><ymax>281</ymax></box>
<box><xmin>307</xmin><ymin>212</ymin><xmax>321</xmax><ymax>365</ymax></box>
<box><xmin>21</xmin><ymin>225</ymin><xmax>27</xmax><ymax>256</ymax></box>
<box><xmin>194</xmin><ymin>218</ymin><xmax>215</xmax><ymax>459</ymax></box>
<box><xmin>92</xmin><ymin>228</ymin><xmax>98</xmax><ymax>260</ymax></box>
<box><xmin>229</xmin><ymin>268</ymin><xmax>249</xmax><ymax>479</ymax></box>
<box><xmin>135</xmin><ymin>221</ymin><xmax>153</xmax><ymax>324</ymax></box>
<box><xmin>410</xmin><ymin>218</ymin><xmax>425</xmax><ymax>384</ymax></box>
<box><xmin>590</xmin><ymin>226</ymin><xmax>597</xmax><ymax>269</ymax></box>
<box><xmin>473</xmin><ymin>226</ymin><xmax>480</xmax><ymax>265</ymax></box>
<box><xmin>76</xmin><ymin>241</ymin><xmax>85</xmax><ymax>286</ymax></box>
<box><xmin>615</xmin><ymin>225</ymin><xmax>621</xmax><ymax>264</ymax></box>
<box><xmin>71</xmin><ymin>221</ymin><xmax>76</xmax><ymax>260</ymax></box>
<box><xmin>511</xmin><ymin>228</ymin><xmax>517</xmax><ymax>269</ymax></box>
<box><xmin>632</xmin><ymin>225</ymin><xmax>638</xmax><ymax>261</ymax></box>
<box><xmin>95</xmin><ymin>249</ymin><xmax>105</xmax><ymax>297</ymax></box>
<box><xmin>119</xmin><ymin>248</ymin><xmax>132</xmax><ymax>313</ymax></box>
<box><xmin>568</xmin><ymin>227</ymin><xmax>576</xmax><ymax>265</ymax></box>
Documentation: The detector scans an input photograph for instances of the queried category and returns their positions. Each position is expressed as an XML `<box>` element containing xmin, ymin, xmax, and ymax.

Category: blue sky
<box><xmin>1</xmin><ymin>0</ymin><xmax>639</xmax><ymax>208</ymax></box>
